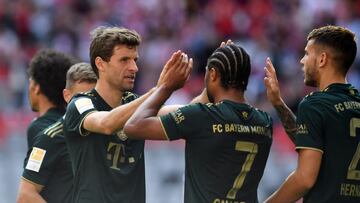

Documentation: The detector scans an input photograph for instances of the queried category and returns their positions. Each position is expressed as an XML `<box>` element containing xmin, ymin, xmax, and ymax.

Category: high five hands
<box><xmin>157</xmin><ymin>50</ymin><xmax>193</xmax><ymax>92</ymax></box>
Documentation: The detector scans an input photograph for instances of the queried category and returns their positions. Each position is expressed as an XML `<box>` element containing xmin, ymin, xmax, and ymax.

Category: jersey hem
<box><xmin>21</xmin><ymin>176</ymin><xmax>45</xmax><ymax>188</ymax></box>
<box><xmin>79</xmin><ymin>110</ymin><xmax>97</xmax><ymax>136</ymax></box>
<box><xmin>296</xmin><ymin>146</ymin><xmax>324</xmax><ymax>154</ymax></box>
<box><xmin>158</xmin><ymin>117</ymin><xmax>170</xmax><ymax>141</ymax></box>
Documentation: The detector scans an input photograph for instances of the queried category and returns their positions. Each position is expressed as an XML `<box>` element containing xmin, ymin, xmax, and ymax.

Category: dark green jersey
<box><xmin>23</xmin><ymin>118</ymin><xmax>73</xmax><ymax>203</ymax></box>
<box><xmin>63</xmin><ymin>89</ymin><xmax>145</xmax><ymax>203</ymax></box>
<box><xmin>295</xmin><ymin>84</ymin><xmax>360</xmax><ymax>203</ymax></box>
<box><xmin>160</xmin><ymin>100</ymin><xmax>273</xmax><ymax>203</ymax></box>
<box><xmin>27</xmin><ymin>108</ymin><xmax>65</xmax><ymax>149</ymax></box>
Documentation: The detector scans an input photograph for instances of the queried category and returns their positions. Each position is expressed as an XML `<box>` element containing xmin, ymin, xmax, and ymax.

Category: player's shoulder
<box><xmin>43</xmin><ymin>119</ymin><xmax>64</xmax><ymax>138</ymax></box>
<box><xmin>254</xmin><ymin>107</ymin><xmax>272</xmax><ymax>121</ymax></box>
<box><xmin>72</xmin><ymin>90</ymin><xmax>95</xmax><ymax>101</ymax></box>
<box><xmin>301</xmin><ymin>91</ymin><xmax>326</xmax><ymax>104</ymax></box>
<box><xmin>298</xmin><ymin>91</ymin><xmax>330</xmax><ymax>113</ymax></box>
<box><xmin>67</xmin><ymin>90</ymin><xmax>97</xmax><ymax>114</ymax></box>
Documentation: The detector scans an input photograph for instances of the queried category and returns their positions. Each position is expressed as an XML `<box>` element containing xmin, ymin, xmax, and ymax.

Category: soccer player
<box><xmin>264</xmin><ymin>25</ymin><xmax>360</xmax><ymax>202</ymax></box>
<box><xmin>17</xmin><ymin>63</ymin><xmax>97</xmax><ymax>203</ymax></box>
<box><xmin>124</xmin><ymin>44</ymin><xmax>273</xmax><ymax>203</ymax></box>
<box><xmin>25</xmin><ymin>49</ymin><xmax>76</xmax><ymax>150</ymax></box>
<box><xmin>63</xmin><ymin>26</ymin><xmax>192</xmax><ymax>203</ymax></box>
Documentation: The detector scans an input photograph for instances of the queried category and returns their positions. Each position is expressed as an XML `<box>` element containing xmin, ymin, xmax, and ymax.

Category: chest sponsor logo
<box><xmin>25</xmin><ymin>147</ymin><xmax>46</xmax><ymax>172</ymax></box>
<box><xmin>75</xmin><ymin>98</ymin><xmax>94</xmax><ymax>114</ymax></box>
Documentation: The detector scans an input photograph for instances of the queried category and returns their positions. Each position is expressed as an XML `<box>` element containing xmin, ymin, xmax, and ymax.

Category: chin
<box><xmin>123</xmin><ymin>86</ymin><xmax>134</xmax><ymax>92</ymax></box>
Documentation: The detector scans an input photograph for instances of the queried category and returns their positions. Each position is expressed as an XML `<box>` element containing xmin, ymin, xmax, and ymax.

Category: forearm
<box><xmin>273</xmin><ymin>99</ymin><xmax>297</xmax><ymax>143</ymax></box>
<box><xmin>17</xmin><ymin>193</ymin><xmax>46</xmax><ymax>203</ymax></box>
<box><xmin>124</xmin><ymin>85</ymin><xmax>173</xmax><ymax>139</ymax></box>
<box><xmin>84</xmin><ymin>87</ymin><xmax>156</xmax><ymax>134</ymax></box>
<box><xmin>265</xmin><ymin>171</ymin><xmax>309</xmax><ymax>203</ymax></box>
<box><xmin>128</xmin><ymin>85</ymin><xmax>172</xmax><ymax>124</ymax></box>
<box><xmin>17</xmin><ymin>179</ymin><xmax>46</xmax><ymax>203</ymax></box>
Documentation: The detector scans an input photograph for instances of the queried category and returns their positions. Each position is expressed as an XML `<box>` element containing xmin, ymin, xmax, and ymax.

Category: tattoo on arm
<box><xmin>274</xmin><ymin>104</ymin><xmax>297</xmax><ymax>143</ymax></box>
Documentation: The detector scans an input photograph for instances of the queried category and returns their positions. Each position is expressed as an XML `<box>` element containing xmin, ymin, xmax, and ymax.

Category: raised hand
<box><xmin>157</xmin><ymin>50</ymin><xmax>182</xmax><ymax>87</ymax></box>
<box><xmin>163</xmin><ymin>53</ymin><xmax>193</xmax><ymax>92</ymax></box>
<box><xmin>220</xmin><ymin>39</ymin><xmax>234</xmax><ymax>47</ymax></box>
<box><xmin>263</xmin><ymin>57</ymin><xmax>283</xmax><ymax>106</ymax></box>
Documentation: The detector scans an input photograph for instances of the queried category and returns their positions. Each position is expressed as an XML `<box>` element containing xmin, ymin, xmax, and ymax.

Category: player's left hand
<box><xmin>263</xmin><ymin>57</ymin><xmax>283</xmax><ymax>106</ymax></box>
<box><xmin>163</xmin><ymin>53</ymin><xmax>193</xmax><ymax>91</ymax></box>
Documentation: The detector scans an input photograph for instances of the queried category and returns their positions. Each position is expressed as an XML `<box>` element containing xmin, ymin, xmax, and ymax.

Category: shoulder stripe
<box><xmin>295</xmin><ymin>146</ymin><xmax>324</xmax><ymax>154</ymax></box>
<box><xmin>44</xmin><ymin>121</ymin><xmax>62</xmax><ymax>135</ymax></box>
<box><xmin>49</xmin><ymin>128</ymin><xmax>63</xmax><ymax>138</ymax></box>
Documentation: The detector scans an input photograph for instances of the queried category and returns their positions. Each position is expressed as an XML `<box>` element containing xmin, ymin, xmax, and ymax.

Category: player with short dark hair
<box><xmin>264</xmin><ymin>25</ymin><xmax>360</xmax><ymax>202</ymax></box>
<box><xmin>17</xmin><ymin>50</ymin><xmax>83</xmax><ymax>202</ymax></box>
<box><xmin>63</xmin><ymin>26</ymin><xmax>192</xmax><ymax>203</ymax></box>
<box><xmin>26</xmin><ymin>49</ymin><xmax>77</xmax><ymax>149</ymax></box>
<box><xmin>124</xmin><ymin>44</ymin><xmax>273</xmax><ymax>203</ymax></box>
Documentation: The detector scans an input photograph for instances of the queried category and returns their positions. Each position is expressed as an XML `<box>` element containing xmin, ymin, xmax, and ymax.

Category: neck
<box><xmin>212</xmin><ymin>88</ymin><xmax>247</xmax><ymax>104</ymax></box>
<box><xmin>318</xmin><ymin>69</ymin><xmax>346</xmax><ymax>90</ymax></box>
<box><xmin>37</xmin><ymin>96</ymin><xmax>58</xmax><ymax>116</ymax></box>
<box><xmin>95</xmin><ymin>79</ymin><xmax>124</xmax><ymax>108</ymax></box>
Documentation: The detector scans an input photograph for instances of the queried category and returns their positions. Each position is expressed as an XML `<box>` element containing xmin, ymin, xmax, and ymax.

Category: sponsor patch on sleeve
<box><xmin>25</xmin><ymin>147</ymin><xmax>46</xmax><ymax>172</ymax></box>
<box><xmin>75</xmin><ymin>98</ymin><xmax>94</xmax><ymax>114</ymax></box>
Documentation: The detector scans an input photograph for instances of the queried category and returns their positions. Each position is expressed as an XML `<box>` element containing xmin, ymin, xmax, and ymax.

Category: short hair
<box><xmin>89</xmin><ymin>26</ymin><xmax>141</xmax><ymax>77</ymax></box>
<box><xmin>65</xmin><ymin>62</ymin><xmax>97</xmax><ymax>89</ymax></box>
<box><xmin>206</xmin><ymin>44</ymin><xmax>251</xmax><ymax>91</ymax></box>
<box><xmin>28</xmin><ymin>49</ymin><xmax>76</xmax><ymax>109</ymax></box>
<box><xmin>307</xmin><ymin>25</ymin><xmax>357</xmax><ymax>74</ymax></box>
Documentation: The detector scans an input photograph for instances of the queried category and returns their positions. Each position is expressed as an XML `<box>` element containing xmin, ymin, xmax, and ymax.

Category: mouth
<box><xmin>125</xmin><ymin>75</ymin><xmax>136</xmax><ymax>82</ymax></box>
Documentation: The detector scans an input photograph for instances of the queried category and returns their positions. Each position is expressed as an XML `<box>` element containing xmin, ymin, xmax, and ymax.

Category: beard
<box><xmin>304</xmin><ymin>69</ymin><xmax>319</xmax><ymax>87</ymax></box>
<box><xmin>303</xmin><ymin>63</ymin><xmax>319</xmax><ymax>87</ymax></box>
<box><xmin>304</xmin><ymin>78</ymin><xmax>318</xmax><ymax>87</ymax></box>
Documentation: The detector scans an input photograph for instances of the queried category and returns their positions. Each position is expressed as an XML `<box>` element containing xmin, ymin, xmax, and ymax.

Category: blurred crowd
<box><xmin>0</xmin><ymin>0</ymin><xmax>360</xmax><ymax>201</ymax></box>
<box><xmin>1</xmin><ymin>0</ymin><xmax>360</xmax><ymax>147</ymax></box>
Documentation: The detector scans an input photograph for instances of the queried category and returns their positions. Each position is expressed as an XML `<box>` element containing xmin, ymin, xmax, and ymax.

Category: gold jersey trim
<box><xmin>44</xmin><ymin>121</ymin><xmax>63</xmax><ymax>138</ymax></box>
<box><xmin>21</xmin><ymin>176</ymin><xmax>44</xmax><ymax>188</ymax></box>
<box><xmin>79</xmin><ymin>110</ymin><xmax>97</xmax><ymax>136</ymax></box>
<box><xmin>158</xmin><ymin>117</ymin><xmax>170</xmax><ymax>141</ymax></box>
<box><xmin>296</xmin><ymin>146</ymin><xmax>324</xmax><ymax>154</ymax></box>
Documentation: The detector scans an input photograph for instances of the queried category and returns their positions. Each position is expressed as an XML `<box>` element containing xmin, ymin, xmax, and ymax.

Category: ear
<box><xmin>317</xmin><ymin>52</ymin><xmax>328</xmax><ymax>68</ymax></box>
<box><xmin>209</xmin><ymin>67</ymin><xmax>218</xmax><ymax>82</ymax></box>
<box><xmin>34</xmin><ymin>83</ymin><xmax>41</xmax><ymax>95</ymax></box>
<box><xmin>63</xmin><ymin>89</ymin><xmax>72</xmax><ymax>104</ymax></box>
<box><xmin>95</xmin><ymin>56</ymin><xmax>105</xmax><ymax>73</ymax></box>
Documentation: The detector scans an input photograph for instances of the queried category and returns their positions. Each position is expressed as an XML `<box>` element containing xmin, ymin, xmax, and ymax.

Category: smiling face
<box><xmin>102</xmin><ymin>45</ymin><xmax>139</xmax><ymax>92</ymax></box>
<box><xmin>300</xmin><ymin>39</ymin><xmax>320</xmax><ymax>87</ymax></box>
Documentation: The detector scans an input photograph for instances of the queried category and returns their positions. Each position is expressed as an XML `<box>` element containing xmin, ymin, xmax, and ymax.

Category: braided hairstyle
<box><xmin>206</xmin><ymin>44</ymin><xmax>251</xmax><ymax>91</ymax></box>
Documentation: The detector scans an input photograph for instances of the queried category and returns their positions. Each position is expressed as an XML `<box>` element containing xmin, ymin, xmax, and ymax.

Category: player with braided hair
<box><xmin>124</xmin><ymin>43</ymin><xmax>273</xmax><ymax>203</ymax></box>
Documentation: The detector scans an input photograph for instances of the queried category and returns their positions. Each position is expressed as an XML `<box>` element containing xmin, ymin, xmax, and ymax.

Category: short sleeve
<box><xmin>22</xmin><ymin>134</ymin><xmax>62</xmax><ymax>186</ymax></box>
<box><xmin>64</xmin><ymin>96</ymin><xmax>97</xmax><ymax>136</ymax></box>
<box><xmin>294</xmin><ymin>100</ymin><xmax>324</xmax><ymax>153</ymax></box>
<box><xmin>159</xmin><ymin>103</ymin><xmax>207</xmax><ymax>140</ymax></box>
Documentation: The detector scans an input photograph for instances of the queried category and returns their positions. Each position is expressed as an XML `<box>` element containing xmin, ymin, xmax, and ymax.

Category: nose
<box><xmin>300</xmin><ymin>56</ymin><xmax>304</xmax><ymax>65</ymax></box>
<box><xmin>129</xmin><ymin>60</ymin><xmax>139</xmax><ymax>73</ymax></box>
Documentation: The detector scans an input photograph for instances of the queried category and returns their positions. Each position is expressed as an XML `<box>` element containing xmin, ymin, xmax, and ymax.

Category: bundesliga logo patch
<box><xmin>26</xmin><ymin>147</ymin><xmax>46</xmax><ymax>172</ymax></box>
<box><xmin>75</xmin><ymin>98</ymin><xmax>94</xmax><ymax>114</ymax></box>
